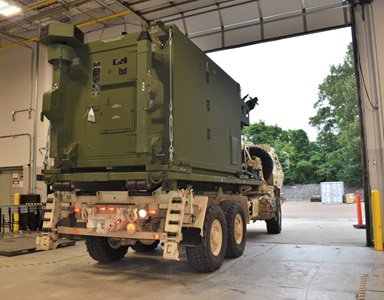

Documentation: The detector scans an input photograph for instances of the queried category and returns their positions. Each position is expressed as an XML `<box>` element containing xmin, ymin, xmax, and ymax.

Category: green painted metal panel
<box><xmin>40</xmin><ymin>22</ymin><xmax>254</xmax><ymax>190</ymax></box>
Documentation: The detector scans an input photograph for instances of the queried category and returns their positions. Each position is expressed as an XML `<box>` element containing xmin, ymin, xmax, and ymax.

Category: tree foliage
<box><xmin>243</xmin><ymin>122</ymin><xmax>315</xmax><ymax>183</ymax></box>
<box><xmin>243</xmin><ymin>44</ymin><xmax>362</xmax><ymax>186</ymax></box>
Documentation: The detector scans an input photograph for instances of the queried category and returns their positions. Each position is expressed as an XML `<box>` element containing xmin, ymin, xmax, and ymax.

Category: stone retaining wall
<box><xmin>281</xmin><ymin>183</ymin><xmax>364</xmax><ymax>201</ymax></box>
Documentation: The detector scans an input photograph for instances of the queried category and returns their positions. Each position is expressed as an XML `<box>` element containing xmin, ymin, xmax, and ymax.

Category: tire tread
<box><xmin>220</xmin><ymin>200</ymin><xmax>246</xmax><ymax>258</ymax></box>
<box><xmin>85</xmin><ymin>237</ymin><xmax>128</xmax><ymax>264</ymax></box>
<box><xmin>186</xmin><ymin>204</ymin><xmax>227</xmax><ymax>272</ymax></box>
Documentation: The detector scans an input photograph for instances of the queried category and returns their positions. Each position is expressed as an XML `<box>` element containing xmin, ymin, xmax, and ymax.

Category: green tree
<box><xmin>242</xmin><ymin>121</ymin><xmax>283</xmax><ymax>145</ymax></box>
<box><xmin>243</xmin><ymin>44</ymin><xmax>361</xmax><ymax>186</ymax></box>
<box><xmin>309</xmin><ymin>43</ymin><xmax>362</xmax><ymax>185</ymax></box>
<box><xmin>243</xmin><ymin>122</ymin><xmax>315</xmax><ymax>184</ymax></box>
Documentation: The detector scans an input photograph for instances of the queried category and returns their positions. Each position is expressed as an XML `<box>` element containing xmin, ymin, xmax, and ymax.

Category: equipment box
<box><xmin>321</xmin><ymin>182</ymin><xmax>344</xmax><ymax>204</ymax></box>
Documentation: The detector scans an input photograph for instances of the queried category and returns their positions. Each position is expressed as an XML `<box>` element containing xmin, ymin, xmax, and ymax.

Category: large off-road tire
<box><xmin>266</xmin><ymin>197</ymin><xmax>282</xmax><ymax>234</ymax></box>
<box><xmin>248</xmin><ymin>146</ymin><xmax>274</xmax><ymax>181</ymax></box>
<box><xmin>220</xmin><ymin>200</ymin><xmax>246</xmax><ymax>258</ymax></box>
<box><xmin>131</xmin><ymin>240</ymin><xmax>160</xmax><ymax>252</ymax></box>
<box><xmin>186</xmin><ymin>204</ymin><xmax>227</xmax><ymax>272</ymax></box>
<box><xmin>85</xmin><ymin>237</ymin><xmax>129</xmax><ymax>264</ymax></box>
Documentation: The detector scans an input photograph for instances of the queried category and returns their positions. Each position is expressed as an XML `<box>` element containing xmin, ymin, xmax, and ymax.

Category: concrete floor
<box><xmin>1</xmin><ymin>201</ymin><xmax>383</xmax><ymax>300</ymax></box>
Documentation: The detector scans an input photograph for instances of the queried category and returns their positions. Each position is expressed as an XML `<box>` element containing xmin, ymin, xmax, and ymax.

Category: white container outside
<box><xmin>321</xmin><ymin>182</ymin><xmax>344</xmax><ymax>204</ymax></box>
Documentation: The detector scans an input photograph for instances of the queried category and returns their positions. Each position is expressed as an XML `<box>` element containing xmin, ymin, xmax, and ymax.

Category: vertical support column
<box><xmin>352</xmin><ymin>1</ymin><xmax>384</xmax><ymax>246</ymax></box>
<box><xmin>13</xmin><ymin>193</ymin><xmax>20</xmax><ymax>233</ymax></box>
<box><xmin>0</xmin><ymin>207</ymin><xmax>2</xmax><ymax>237</ymax></box>
<box><xmin>8</xmin><ymin>207</ymin><xmax>12</xmax><ymax>234</ymax></box>
<box><xmin>371</xmin><ymin>190</ymin><xmax>383</xmax><ymax>251</ymax></box>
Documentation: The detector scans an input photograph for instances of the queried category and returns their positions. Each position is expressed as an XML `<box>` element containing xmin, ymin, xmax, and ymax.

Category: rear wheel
<box><xmin>186</xmin><ymin>204</ymin><xmax>227</xmax><ymax>272</ymax></box>
<box><xmin>85</xmin><ymin>237</ymin><xmax>129</xmax><ymax>263</ymax></box>
<box><xmin>220</xmin><ymin>200</ymin><xmax>246</xmax><ymax>258</ymax></box>
<box><xmin>131</xmin><ymin>240</ymin><xmax>160</xmax><ymax>252</ymax></box>
<box><xmin>266</xmin><ymin>197</ymin><xmax>282</xmax><ymax>234</ymax></box>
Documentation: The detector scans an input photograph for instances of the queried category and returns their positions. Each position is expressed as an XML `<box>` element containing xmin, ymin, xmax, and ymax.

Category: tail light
<box><xmin>138</xmin><ymin>209</ymin><xmax>148</xmax><ymax>218</ymax></box>
<box><xmin>74</xmin><ymin>206</ymin><xmax>82</xmax><ymax>219</ymax></box>
<box><xmin>126</xmin><ymin>222</ymin><xmax>136</xmax><ymax>234</ymax></box>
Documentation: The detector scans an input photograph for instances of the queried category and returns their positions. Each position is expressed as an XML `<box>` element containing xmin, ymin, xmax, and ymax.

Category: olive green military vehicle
<box><xmin>36</xmin><ymin>22</ymin><xmax>285</xmax><ymax>272</ymax></box>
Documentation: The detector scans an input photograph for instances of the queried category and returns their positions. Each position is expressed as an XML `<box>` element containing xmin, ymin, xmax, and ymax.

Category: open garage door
<box><xmin>159</xmin><ymin>0</ymin><xmax>352</xmax><ymax>51</ymax></box>
<box><xmin>0</xmin><ymin>1</ymin><xmax>382</xmax><ymax>248</ymax></box>
<box><xmin>0</xmin><ymin>1</ymin><xmax>352</xmax><ymax>52</ymax></box>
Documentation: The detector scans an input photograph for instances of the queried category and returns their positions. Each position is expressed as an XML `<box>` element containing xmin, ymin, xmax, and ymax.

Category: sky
<box><xmin>208</xmin><ymin>27</ymin><xmax>353</xmax><ymax>141</ymax></box>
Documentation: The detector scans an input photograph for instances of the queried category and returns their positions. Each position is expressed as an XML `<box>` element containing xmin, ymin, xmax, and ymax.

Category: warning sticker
<box><xmin>12</xmin><ymin>180</ymin><xmax>23</xmax><ymax>188</ymax></box>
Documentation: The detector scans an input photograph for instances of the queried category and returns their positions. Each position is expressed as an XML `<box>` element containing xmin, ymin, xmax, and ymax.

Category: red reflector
<box><xmin>148</xmin><ymin>204</ymin><xmax>158</xmax><ymax>215</ymax></box>
<box><xmin>73</xmin><ymin>229</ymin><xmax>78</xmax><ymax>234</ymax></box>
<box><xmin>199</xmin><ymin>205</ymin><xmax>204</xmax><ymax>211</ymax></box>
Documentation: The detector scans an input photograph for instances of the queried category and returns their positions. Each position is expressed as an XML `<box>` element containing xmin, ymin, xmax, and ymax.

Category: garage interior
<box><xmin>0</xmin><ymin>0</ymin><xmax>383</xmax><ymax>299</ymax></box>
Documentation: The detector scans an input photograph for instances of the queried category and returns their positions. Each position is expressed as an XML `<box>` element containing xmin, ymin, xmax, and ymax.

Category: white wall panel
<box><xmin>0</xmin><ymin>43</ymin><xmax>51</xmax><ymax>197</ymax></box>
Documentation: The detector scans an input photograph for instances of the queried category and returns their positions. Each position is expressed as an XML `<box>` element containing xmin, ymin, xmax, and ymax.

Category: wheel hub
<box><xmin>107</xmin><ymin>238</ymin><xmax>122</xmax><ymax>249</ymax></box>
<box><xmin>210</xmin><ymin>219</ymin><xmax>223</xmax><ymax>256</ymax></box>
<box><xmin>234</xmin><ymin>213</ymin><xmax>244</xmax><ymax>244</ymax></box>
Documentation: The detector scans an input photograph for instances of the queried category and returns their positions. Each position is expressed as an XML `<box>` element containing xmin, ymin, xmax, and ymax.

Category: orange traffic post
<box><xmin>371</xmin><ymin>190</ymin><xmax>383</xmax><ymax>251</ymax></box>
<box><xmin>353</xmin><ymin>190</ymin><xmax>366</xmax><ymax>229</ymax></box>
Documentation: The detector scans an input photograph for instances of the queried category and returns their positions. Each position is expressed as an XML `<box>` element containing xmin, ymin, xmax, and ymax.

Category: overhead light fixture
<box><xmin>0</xmin><ymin>1</ymin><xmax>21</xmax><ymax>17</ymax></box>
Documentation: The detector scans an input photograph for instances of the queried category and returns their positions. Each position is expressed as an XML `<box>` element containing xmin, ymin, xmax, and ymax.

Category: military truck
<box><xmin>35</xmin><ymin>22</ymin><xmax>284</xmax><ymax>272</ymax></box>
